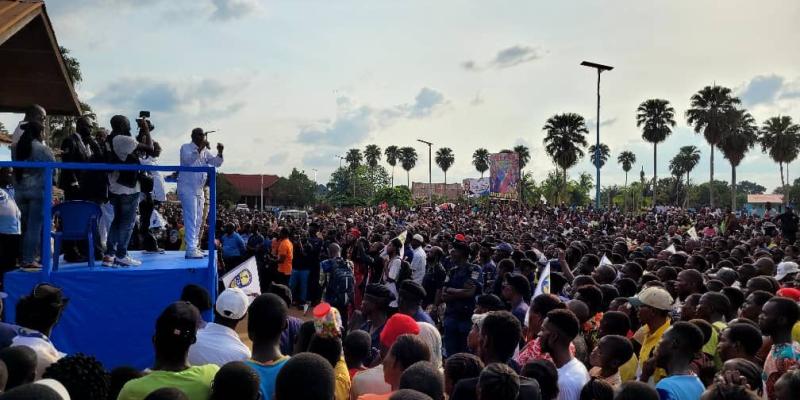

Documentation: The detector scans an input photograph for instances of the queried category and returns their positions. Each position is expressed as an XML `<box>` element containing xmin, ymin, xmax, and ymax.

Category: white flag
<box><xmin>687</xmin><ymin>227</ymin><xmax>699</xmax><ymax>240</ymax></box>
<box><xmin>665</xmin><ymin>244</ymin><xmax>677</xmax><ymax>254</ymax></box>
<box><xmin>221</xmin><ymin>256</ymin><xmax>261</xmax><ymax>301</ymax></box>
<box><xmin>599</xmin><ymin>254</ymin><xmax>612</xmax><ymax>266</ymax></box>
<box><xmin>533</xmin><ymin>262</ymin><xmax>551</xmax><ymax>298</ymax></box>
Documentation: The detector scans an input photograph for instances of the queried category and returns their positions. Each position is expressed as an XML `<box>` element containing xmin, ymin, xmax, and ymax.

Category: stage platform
<box><xmin>4</xmin><ymin>251</ymin><xmax>217</xmax><ymax>370</ymax></box>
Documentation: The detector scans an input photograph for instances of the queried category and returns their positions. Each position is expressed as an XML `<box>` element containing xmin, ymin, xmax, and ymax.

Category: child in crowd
<box><xmin>588</xmin><ymin>335</ymin><xmax>633</xmax><ymax>389</ymax></box>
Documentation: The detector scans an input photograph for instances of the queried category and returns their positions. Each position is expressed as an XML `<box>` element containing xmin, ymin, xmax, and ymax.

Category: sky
<box><xmin>2</xmin><ymin>0</ymin><xmax>800</xmax><ymax>192</ymax></box>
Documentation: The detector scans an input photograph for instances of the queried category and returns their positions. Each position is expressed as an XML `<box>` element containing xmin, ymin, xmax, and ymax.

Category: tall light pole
<box><xmin>581</xmin><ymin>61</ymin><xmax>613</xmax><ymax>209</ymax></box>
<box><xmin>417</xmin><ymin>139</ymin><xmax>433</xmax><ymax>205</ymax></box>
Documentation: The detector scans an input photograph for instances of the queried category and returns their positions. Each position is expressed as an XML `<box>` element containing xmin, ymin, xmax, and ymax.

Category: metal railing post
<box><xmin>41</xmin><ymin>166</ymin><xmax>53</xmax><ymax>282</ymax></box>
<box><xmin>207</xmin><ymin>167</ymin><xmax>217</xmax><ymax>306</ymax></box>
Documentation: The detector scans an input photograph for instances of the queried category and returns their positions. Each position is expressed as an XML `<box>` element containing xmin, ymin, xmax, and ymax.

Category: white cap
<box><xmin>215</xmin><ymin>287</ymin><xmax>250</xmax><ymax>320</ymax></box>
<box><xmin>412</xmin><ymin>234</ymin><xmax>425</xmax><ymax>243</ymax></box>
<box><xmin>35</xmin><ymin>379</ymin><xmax>71</xmax><ymax>400</ymax></box>
<box><xmin>776</xmin><ymin>261</ymin><xmax>800</xmax><ymax>281</ymax></box>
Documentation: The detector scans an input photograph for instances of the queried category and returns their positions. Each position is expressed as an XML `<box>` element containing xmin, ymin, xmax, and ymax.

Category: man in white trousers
<box><xmin>178</xmin><ymin>128</ymin><xmax>223</xmax><ymax>259</ymax></box>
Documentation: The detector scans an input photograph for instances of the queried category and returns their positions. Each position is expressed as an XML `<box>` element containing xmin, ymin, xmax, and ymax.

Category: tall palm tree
<box><xmin>686</xmin><ymin>85</ymin><xmax>741</xmax><ymax>208</ymax></box>
<box><xmin>472</xmin><ymin>148</ymin><xmax>490</xmax><ymax>178</ymax></box>
<box><xmin>759</xmin><ymin>116</ymin><xmax>800</xmax><ymax>204</ymax></box>
<box><xmin>435</xmin><ymin>147</ymin><xmax>455</xmax><ymax>185</ymax></box>
<box><xmin>588</xmin><ymin>143</ymin><xmax>610</xmax><ymax>168</ymax></box>
<box><xmin>676</xmin><ymin>145</ymin><xmax>701</xmax><ymax>186</ymax></box>
<box><xmin>345</xmin><ymin>148</ymin><xmax>362</xmax><ymax>170</ymax></box>
<box><xmin>543</xmin><ymin>113</ymin><xmax>589</xmax><ymax>202</ymax></box>
<box><xmin>617</xmin><ymin>151</ymin><xmax>636</xmax><ymax>187</ymax></box>
<box><xmin>363</xmin><ymin>144</ymin><xmax>381</xmax><ymax>196</ymax></box>
<box><xmin>385</xmin><ymin>145</ymin><xmax>399</xmax><ymax>187</ymax></box>
<box><xmin>364</xmin><ymin>144</ymin><xmax>381</xmax><ymax>168</ymax></box>
<box><xmin>637</xmin><ymin>99</ymin><xmax>676</xmax><ymax>206</ymax></box>
<box><xmin>398</xmin><ymin>146</ymin><xmax>418</xmax><ymax>187</ymax></box>
<box><xmin>513</xmin><ymin>144</ymin><xmax>530</xmax><ymax>201</ymax></box>
<box><xmin>719</xmin><ymin>108</ymin><xmax>758</xmax><ymax>210</ymax></box>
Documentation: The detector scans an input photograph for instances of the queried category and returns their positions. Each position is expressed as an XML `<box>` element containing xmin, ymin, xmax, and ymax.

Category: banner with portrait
<box><xmin>489</xmin><ymin>152</ymin><xmax>519</xmax><ymax>200</ymax></box>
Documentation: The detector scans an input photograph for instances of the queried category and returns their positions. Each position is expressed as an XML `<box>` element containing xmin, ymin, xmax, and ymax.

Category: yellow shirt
<box><xmin>701</xmin><ymin>321</ymin><xmax>727</xmax><ymax>370</ymax></box>
<box><xmin>792</xmin><ymin>321</ymin><xmax>800</xmax><ymax>344</ymax></box>
<box><xmin>117</xmin><ymin>365</ymin><xmax>219</xmax><ymax>400</ymax></box>
<box><xmin>619</xmin><ymin>354</ymin><xmax>639</xmax><ymax>382</ymax></box>
<box><xmin>637</xmin><ymin>319</ymin><xmax>670</xmax><ymax>383</ymax></box>
<box><xmin>335</xmin><ymin>357</ymin><xmax>352</xmax><ymax>400</ymax></box>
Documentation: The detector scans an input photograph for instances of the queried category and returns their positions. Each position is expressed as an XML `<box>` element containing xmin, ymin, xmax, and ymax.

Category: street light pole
<box><xmin>581</xmin><ymin>61</ymin><xmax>613</xmax><ymax>210</ymax></box>
<box><xmin>417</xmin><ymin>139</ymin><xmax>433</xmax><ymax>205</ymax></box>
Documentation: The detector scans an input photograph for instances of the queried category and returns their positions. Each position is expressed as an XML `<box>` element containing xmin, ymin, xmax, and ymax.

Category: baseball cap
<box><xmin>775</xmin><ymin>261</ymin><xmax>800</xmax><ymax>281</ymax></box>
<box><xmin>216</xmin><ymin>287</ymin><xmax>250</xmax><ymax>320</ymax></box>
<box><xmin>454</xmin><ymin>233</ymin><xmax>466</xmax><ymax>242</ymax></box>
<box><xmin>380</xmin><ymin>314</ymin><xmax>420</xmax><ymax>349</ymax></box>
<box><xmin>628</xmin><ymin>287</ymin><xmax>674</xmax><ymax>311</ymax></box>
<box><xmin>412</xmin><ymin>234</ymin><xmax>425</xmax><ymax>243</ymax></box>
<box><xmin>493</xmin><ymin>243</ymin><xmax>514</xmax><ymax>253</ymax></box>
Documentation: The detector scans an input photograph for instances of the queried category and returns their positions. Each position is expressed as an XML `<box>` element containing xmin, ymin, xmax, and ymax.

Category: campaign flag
<box><xmin>221</xmin><ymin>256</ymin><xmax>261</xmax><ymax>301</ymax></box>
<box><xmin>687</xmin><ymin>227</ymin><xmax>699</xmax><ymax>240</ymax></box>
<box><xmin>489</xmin><ymin>152</ymin><xmax>520</xmax><ymax>200</ymax></box>
<box><xmin>599</xmin><ymin>254</ymin><xmax>612</xmax><ymax>266</ymax></box>
<box><xmin>533</xmin><ymin>262</ymin><xmax>551</xmax><ymax>298</ymax></box>
<box><xmin>664</xmin><ymin>244</ymin><xmax>677</xmax><ymax>254</ymax></box>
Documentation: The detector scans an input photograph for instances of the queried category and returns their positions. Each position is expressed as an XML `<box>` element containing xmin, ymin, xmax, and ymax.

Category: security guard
<box><xmin>440</xmin><ymin>240</ymin><xmax>482</xmax><ymax>356</ymax></box>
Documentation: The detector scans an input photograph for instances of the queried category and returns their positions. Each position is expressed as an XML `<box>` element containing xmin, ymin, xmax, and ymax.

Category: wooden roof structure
<box><xmin>0</xmin><ymin>0</ymin><xmax>81</xmax><ymax>116</ymax></box>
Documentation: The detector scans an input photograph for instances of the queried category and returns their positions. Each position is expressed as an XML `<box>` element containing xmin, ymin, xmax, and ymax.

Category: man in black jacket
<box><xmin>58</xmin><ymin>116</ymin><xmax>102</xmax><ymax>262</ymax></box>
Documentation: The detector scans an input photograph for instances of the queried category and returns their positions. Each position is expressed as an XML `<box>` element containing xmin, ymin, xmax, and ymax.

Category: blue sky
<box><xmin>2</xmin><ymin>0</ymin><xmax>800</xmax><ymax>191</ymax></box>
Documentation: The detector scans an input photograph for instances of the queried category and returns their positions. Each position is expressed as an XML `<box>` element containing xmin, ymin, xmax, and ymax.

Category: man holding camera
<box><xmin>102</xmin><ymin>115</ymin><xmax>153</xmax><ymax>267</ymax></box>
<box><xmin>178</xmin><ymin>128</ymin><xmax>223</xmax><ymax>259</ymax></box>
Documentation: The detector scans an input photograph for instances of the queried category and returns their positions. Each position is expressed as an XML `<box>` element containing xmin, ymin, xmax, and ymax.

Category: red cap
<box><xmin>777</xmin><ymin>287</ymin><xmax>800</xmax><ymax>302</ymax></box>
<box><xmin>379</xmin><ymin>313</ymin><xmax>419</xmax><ymax>349</ymax></box>
<box><xmin>454</xmin><ymin>233</ymin><xmax>466</xmax><ymax>242</ymax></box>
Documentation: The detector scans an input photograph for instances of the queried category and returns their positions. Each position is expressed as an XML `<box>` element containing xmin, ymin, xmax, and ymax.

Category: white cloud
<box><xmin>462</xmin><ymin>45</ymin><xmax>545</xmax><ymax>71</ymax></box>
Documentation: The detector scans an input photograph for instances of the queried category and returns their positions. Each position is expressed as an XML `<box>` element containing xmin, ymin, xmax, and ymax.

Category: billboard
<box><xmin>411</xmin><ymin>182</ymin><xmax>463</xmax><ymax>200</ymax></box>
<box><xmin>489</xmin><ymin>152</ymin><xmax>519</xmax><ymax>200</ymax></box>
<box><xmin>463</xmin><ymin>178</ymin><xmax>490</xmax><ymax>197</ymax></box>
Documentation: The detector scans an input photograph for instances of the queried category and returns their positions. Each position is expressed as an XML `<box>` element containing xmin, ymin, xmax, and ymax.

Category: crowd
<box><xmin>3</xmin><ymin>106</ymin><xmax>800</xmax><ymax>400</ymax></box>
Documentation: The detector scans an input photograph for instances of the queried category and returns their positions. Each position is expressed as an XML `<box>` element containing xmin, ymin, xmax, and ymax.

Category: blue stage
<box><xmin>4</xmin><ymin>251</ymin><xmax>217</xmax><ymax>370</ymax></box>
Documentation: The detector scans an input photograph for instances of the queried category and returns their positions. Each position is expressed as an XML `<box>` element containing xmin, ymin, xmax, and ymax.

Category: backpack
<box><xmin>327</xmin><ymin>258</ymin><xmax>355</xmax><ymax>308</ymax></box>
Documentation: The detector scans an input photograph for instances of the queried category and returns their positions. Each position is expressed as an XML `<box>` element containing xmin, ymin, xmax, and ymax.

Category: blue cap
<box><xmin>493</xmin><ymin>243</ymin><xmax>514</xmax><ymax>253</ymax></box>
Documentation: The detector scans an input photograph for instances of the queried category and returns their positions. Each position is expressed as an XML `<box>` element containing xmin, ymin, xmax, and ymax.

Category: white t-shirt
<box><xmin>557</xmin><ymin>358</ymin><xmax>590</xmax><ymax>400</ymax></box>
<box><xmin>411</xmin><ymin>246</ymin><xmax>426</xmax><ymax>284</ymax></box>
<box><xmin>139</xmin><ymin>156</ymin><xmax>166</xmax><ymax>202</ymax></box>
<box><xmin>187</xmin><ymin>322</ymin><xmax>251</xmax><ymax>367</ymax></box>
<box><xmin>108</xmin><ymin>135</ymin><xmax>140</xmax><ymax>195</ymax></box>
<box><xmin>11</xmin><ymin>329</ymin><xmax>65</xmax><ymax>379</ymax></box>
<box><xmin>387</xmin><ymin>257</ymin><xmax>401</xmax><ymax>308</ymax></box>
<box><xmin>350</xmin><ymin>365</ymin><xmax>391</xmax><ymax>400</ymax></box>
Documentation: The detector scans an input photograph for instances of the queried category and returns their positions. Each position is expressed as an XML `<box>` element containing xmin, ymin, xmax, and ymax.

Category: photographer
<box><xmin>102</xmin><ymin>115</ymin><xmax>153</xmax><ymax>267</ymax></box>
<box><xmin>178</xmin><ymin>128</ymin><xmax>223</xmax><ymax>259</ymax></box>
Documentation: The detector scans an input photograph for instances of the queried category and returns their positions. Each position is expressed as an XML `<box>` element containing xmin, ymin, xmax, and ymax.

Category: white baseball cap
<box><xmin>412</xmin><ymin>234</ymin><xmax>425</xmax><ymax>243</ymax></box>
<box><xmin>215</xmin><ymin>287</ymin><xmax>249</xmax><ymax>320</ymax></box>
<box><xmin>776</xmin><ymin>261</ymin><xmax>800</xmax><ymax>281</ymax></box>
<box><xmin>628</xmin><ymin>286</ymin><xmax>674</xmax><ymax>311</ymax></box>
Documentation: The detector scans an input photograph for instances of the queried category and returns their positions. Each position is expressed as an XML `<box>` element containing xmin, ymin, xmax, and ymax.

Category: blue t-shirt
<box><xmin>655</xmin><ymin>374</ymin><xmax>705</xmax><ymax>400</ymax></box>
<box><xmin>413</xmin><ymin>307</ymin><xmax>435</xmax><ymax>325</ymax></box>
<box><xmin>221</xmin><ymin>232</ymin><xmax>246</xmax><ymax>257</ymax></box>
<box><xmin>246</xmin><ymin>357</ymin><xmax>290</xmax><ymax>400</ymax></box>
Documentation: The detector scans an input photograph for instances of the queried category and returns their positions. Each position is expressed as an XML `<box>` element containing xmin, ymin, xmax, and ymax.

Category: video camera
<box><xmin>136</xmin><ymin>110</ymin><xmax>155</xmax><ymax>132</ymax></box>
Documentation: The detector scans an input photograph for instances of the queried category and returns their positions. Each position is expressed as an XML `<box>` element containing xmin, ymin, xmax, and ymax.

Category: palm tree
<box><xmin>637</xmin><ymin>99</ymin><xmax>676</xmax><ymax>206</ymax></box>
<box><xmin>719</xmin><ymin>108</ymin><xmax>758</xmax><ymax>210</ymax></box>
<box><xmin>759</xmin><ymin>116</ymin><xmax>800</xmax><ymax>204</ymax></box>
<box><xmin>513</xmin><ymin>144</ymin><xmax>530</xmax><ymax>201</ymax></box>
<box><xmin>398</xmin><ymin>146</ymin><xmax>418</xmax><ymax>187</ymax></box>
<box><xmin>472</xmin><ymin>148</ymin><xmax>490</xmax><ymax>178</ymax></box>
<box><xmin>617</xmin><ymin>151</ymin><xmax>636</xmax><ymax>187</ymax></box>
<box><xmin>364</xmin><ymin>144</ymin><xmax>381</xmax><ymax>168</ymax></box>
<box><xmin>686</xmin><ymin>85</ymin><xmax>741</xmax><ymax>208</ymax></box>
<box><xmin>543</xmin><ymin>113</ymin><xmax>589</xmax><ymax>202</ymax></box>
<box><xmin>588</xmin><ymin>143</ymin><xmax>610</xmax><ymax>168</ymax></box>
<box><xmin>676</xmin><ymin>145</ymin><xmax>701</xmax><ymax>186</ymax></box>
<box><xmin>345</xmin><ymin>148</ymin><xmax>362</xmax><ymax>170</ymax></box>
<box><xmin>435</xmin><ymin>147</ymin><xmax>455</xmax><ymax>185</ymax></box>
<box><xmin>385</xmin><ymin>145</ymin><xmax>399</xmax><ymax>187</ymax></box>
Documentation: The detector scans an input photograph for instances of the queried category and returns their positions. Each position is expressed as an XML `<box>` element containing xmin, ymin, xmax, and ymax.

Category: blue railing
<box><xmin>0</xmin><ymin>161</ymin><xmax>217</xmax><ymax>300</ymax></box>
